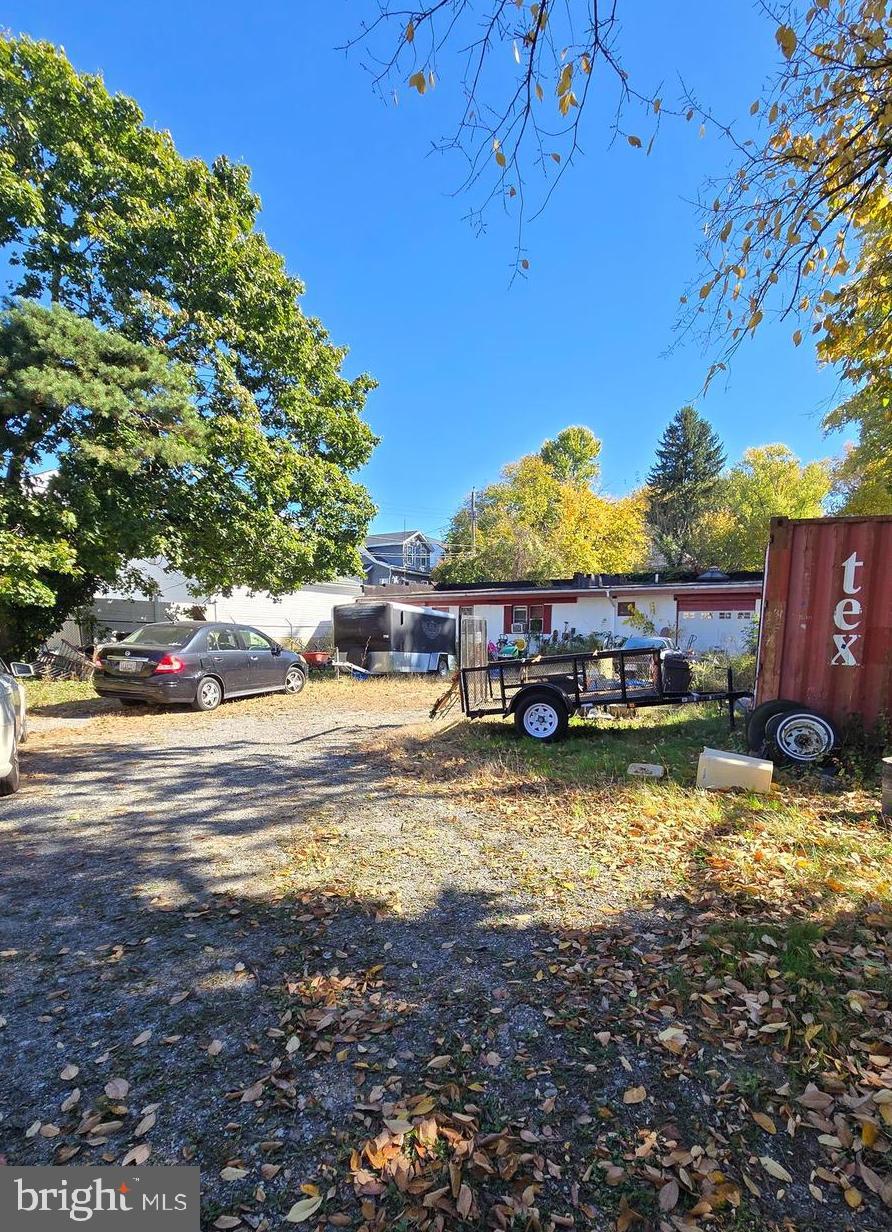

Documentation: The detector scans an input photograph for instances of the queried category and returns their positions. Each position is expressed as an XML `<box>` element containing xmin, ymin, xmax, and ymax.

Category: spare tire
<box><xmin>746</xmin><ymin>699</ymin><xmax>802</xmax><ymax>752</ymax></box>
<box><xmin>766</xmin><ymin>708</ymin><xmax>838</xmax><ymax>764</ymax></box>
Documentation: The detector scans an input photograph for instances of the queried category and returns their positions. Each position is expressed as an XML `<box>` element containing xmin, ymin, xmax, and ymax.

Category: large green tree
<box><xmin>0</xmin><ymin>37</ymin><xmax>377</xmax><ymax>654</ymax></box>
<box><xmin>645</xmin><ymin>407</ymin><xmax>725</xmax><ymax>569</ymax></box>
<box><xmin>829</xmin><ymin>446</ymin><xmax>892</xmax><ymax>517</ymax></box>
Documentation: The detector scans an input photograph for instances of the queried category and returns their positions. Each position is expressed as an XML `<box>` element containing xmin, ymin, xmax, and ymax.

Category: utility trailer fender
<box><xmin>505</xmin><ymin>680</ymin><xmax>573</xmax><ymax>712</ymax></box>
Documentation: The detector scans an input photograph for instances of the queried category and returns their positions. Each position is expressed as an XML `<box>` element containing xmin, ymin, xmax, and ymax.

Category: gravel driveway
<box><xmin>0</xmin><ymin>684</ymin><xmax>862</xmax><ymax>1231</ymax></box>
<box><xmin>2</xmin><ymin>693</ymin><xmax>430</xmax><ymax>908</ymax></box>
<box><xmin>0</xmin><ymin>685</ymin><xmax>598</xmax><ymax>1228</ymax></box>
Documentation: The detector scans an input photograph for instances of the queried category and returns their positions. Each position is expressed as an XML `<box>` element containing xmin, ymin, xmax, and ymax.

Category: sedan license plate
<box><xmin>112</xmin><ymin>658</ymin><xmax>145</xmax><ymax>673</ymax></box>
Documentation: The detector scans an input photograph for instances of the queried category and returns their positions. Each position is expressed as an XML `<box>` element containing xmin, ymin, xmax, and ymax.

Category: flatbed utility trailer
<box><xmin>459</xmin><ymin>646</ymin><xmax>751</xmax><ymax>741</ymax></box>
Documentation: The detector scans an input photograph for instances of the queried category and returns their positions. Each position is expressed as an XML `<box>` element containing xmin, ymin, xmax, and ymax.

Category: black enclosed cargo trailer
<box><xmin>333</xmin><ymin>601</ymin><xmax>457</xmax><ymax>676</ymax></box>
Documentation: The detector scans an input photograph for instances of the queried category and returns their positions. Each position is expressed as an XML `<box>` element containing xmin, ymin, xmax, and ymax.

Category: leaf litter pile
<box><xmin>2</xmin><ymin>696</ymin><xmax>892</xmax><ymax>1232</ymax></box>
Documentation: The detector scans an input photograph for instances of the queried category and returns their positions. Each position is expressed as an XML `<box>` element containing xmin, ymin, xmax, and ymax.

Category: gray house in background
<box><xmin>361</xmin><ymin>531</ymin><xmax>444</xmax><ymax>586</ymax></box>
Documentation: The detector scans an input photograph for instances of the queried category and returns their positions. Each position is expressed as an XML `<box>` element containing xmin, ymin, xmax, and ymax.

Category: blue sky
<box><xmin>4</xmin><ymin>2</ymin><xmax>848</xmax><ymax>539</ymax></box>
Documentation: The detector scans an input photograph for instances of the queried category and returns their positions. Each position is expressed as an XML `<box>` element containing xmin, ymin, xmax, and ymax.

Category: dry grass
<box><xmin>24</xmin><ymin>670</ymin><xmax>449</xmax><ymax>720</ymax></box>
<box><xmin>375</xmin><ymin>706</ymin><xmax>892</xmax><ymax>917</ymax></box>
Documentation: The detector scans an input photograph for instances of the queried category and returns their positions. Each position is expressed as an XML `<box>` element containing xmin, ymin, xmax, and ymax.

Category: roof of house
<box><xmin>430</xmin><ymin>570</ymin><xmax>763</xmax><ymax>593</ymax></box>
<box><xmin>363</xmin><ymin>569</ymin><xmax>764</xmax><ymax>603</ymax></box>
<box><xmin>364</xmin><ymin>530</ymin><xmax>443</xmax><ymax>549</ymax></box>
<box><xmin>359</xmin><ymin>546</ymin><xmax>435</xmax><ymax>580</ymax></box>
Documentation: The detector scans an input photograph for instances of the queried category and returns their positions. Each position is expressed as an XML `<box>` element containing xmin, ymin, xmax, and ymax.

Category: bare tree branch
<box><xmin>342</xmin><ymin>2</ymin><xmax>660</xmax><ymax>274</ymax></box>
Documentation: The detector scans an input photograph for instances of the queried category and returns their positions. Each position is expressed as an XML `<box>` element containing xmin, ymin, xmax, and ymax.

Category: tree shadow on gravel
<box><xmin>1</xmin><ymin>867</ymin><xmax>885</xmax><ymax>1230</ymax></box>
<box><xmin>1</xmin><ymin>718</ymin><xmax>889</xmax><ymax>1230</ymax></box>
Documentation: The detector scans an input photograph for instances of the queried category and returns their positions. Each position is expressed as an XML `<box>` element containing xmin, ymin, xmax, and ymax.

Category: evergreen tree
<box><xmin>646</xmin><ymin>407</ymin><xmax>726</xmax><ymax>569</ymax></box>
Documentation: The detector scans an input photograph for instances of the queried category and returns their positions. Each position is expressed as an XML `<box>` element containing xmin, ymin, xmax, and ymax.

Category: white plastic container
<box><xmin>696</xmin><ymin>747</ymin><xmax>774</xmax><ymax>794</ymax></box>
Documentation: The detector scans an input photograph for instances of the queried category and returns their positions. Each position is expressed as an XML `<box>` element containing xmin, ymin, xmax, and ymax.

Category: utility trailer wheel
<box><xmin>514</xmin><ymin>690</ymin><xmax>569</xmax><ymax>742</ymax></box>
<box><xmin>746</xmin><ymin>699</ymin><xmax>801</xmax><ymax>752</ymax></box>
<box><xmin>766</xmin><ymin>708</ymin><xmax>838</xmax><ymax>764</ymax></box>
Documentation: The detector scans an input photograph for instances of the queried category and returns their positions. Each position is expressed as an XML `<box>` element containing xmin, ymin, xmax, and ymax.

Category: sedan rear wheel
<box><xmin>192</xmin><ymin>677</ymin><xmax>223</xmax><ymax>712</ymax></box>
<box><xmin>284</xmin><ymin>666</ymin><xmax>306</xmax><ymax>695</ymax></box>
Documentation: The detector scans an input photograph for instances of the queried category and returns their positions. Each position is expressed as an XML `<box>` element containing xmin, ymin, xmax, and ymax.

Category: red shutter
<box><xmin>504</xmin><ymin>604</ymin><xmax>513</xmax><ymax>633</ymax></box>
<box><xmin>543</xmin><ymin>604</ymin><xmax>552</xmax><ymax>635</ymax></box>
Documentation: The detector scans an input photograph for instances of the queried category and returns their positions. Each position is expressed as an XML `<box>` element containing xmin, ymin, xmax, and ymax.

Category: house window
<box><xmin>529</xmin><ymin>604</ymin><xmax>545</xmax><ymax>634</ymax></box>
<box><xmin>680</xmin><ymin>610</ymin><xmax>714</xmax><ymax>620</ymax></box>
<box><xmin>512</xmin><ymin>605</ymin><xmax>528</xmax><ymax>629</ymax></box>
<box><xmin>617</xmin><ymin>601</ymin><xmax>636</xmax><ymax>617</ymax></box>
<box><xmin>737</xmin><ymin>611</ymin><xmax>753</xmax><ymax>620</ymax></box>
<box><xmin>460</xmin><ymin>605</ymin><xmax>474</xmax><ymax>617</ymax></box>
<box><xmin>719</xmin><ymin>611</ymin><xmax>731</xmax><ymax>620</ymax></box>
<box><xmin>404</xmin><ymin>540</ymin><xmax>431</xmax><ymax>572</ymax></box>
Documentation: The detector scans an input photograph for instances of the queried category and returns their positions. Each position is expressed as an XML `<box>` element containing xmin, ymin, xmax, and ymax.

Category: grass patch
<box><xmin>23</xmin><ymin>676</ymin><xmax>103</xmax><ymax>715</ymax></box>
<box><xmin>21</xmin><ymin>669</ymin><xmax>448</xmax><ymax>720</ymax></box>
<box><xmin>705</xmin><ymin>918</ymin><xmax>828</xmax><ymax>983</ymax></box>
<box><xmin>478</xmin><ymin>701</ymin><xmax>741</xmax><ymax>783</ymax></box>
<box><xmin>377</xmin><ymin>706</ymin><xmax>890</xmax><ymax>915</ymax></box>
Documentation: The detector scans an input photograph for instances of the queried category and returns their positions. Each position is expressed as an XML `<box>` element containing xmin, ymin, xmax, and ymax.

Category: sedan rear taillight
<box><xmin>154</xmin><ymin>655</ymin><xmax>185</xmax><ymax>674</ymax></box>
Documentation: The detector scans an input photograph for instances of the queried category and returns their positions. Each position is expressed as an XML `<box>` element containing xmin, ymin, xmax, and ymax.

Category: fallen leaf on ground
<box><xmin>134</xmin><ymin>1112</ymin><xmax>156</xmax><ymax>1137</ymax></box>
<box><xmin>760</xmin><ymin>1156</ymin><xmax>793</xmax><ymax>1184</ymax></box>
<box><xmin>121</xmin><ymin>1143</ymin><xmax>150</xmax><ymax>1166</ymax></box>
<box><xmin>285</xmin><ymin>1195</ymin><xmax>323</xmax><ymax>1222</ymax></box>
<box><xmin>751</xmin><ymin>1110</ymin><xmax>777</xmax><ymax>1135</ymax></box>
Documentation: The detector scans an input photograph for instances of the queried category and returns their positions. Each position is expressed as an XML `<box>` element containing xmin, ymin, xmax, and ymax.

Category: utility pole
<box><xmin>470</xmin><ymin>488</ymin><xmax>477</xmax><ymax>553</ymax></box>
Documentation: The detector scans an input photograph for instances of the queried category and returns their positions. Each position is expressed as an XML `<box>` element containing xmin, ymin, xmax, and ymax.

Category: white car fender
<box><xmin>0</xmin><ymin>678</ymin><xmax>16</xmax><ymax>778</ymax></box>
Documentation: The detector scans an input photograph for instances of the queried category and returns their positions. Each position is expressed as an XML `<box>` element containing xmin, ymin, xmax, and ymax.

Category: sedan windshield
<box><xmin>117</xmin><ymin>625</ymin><xmax>196</xmax><ymax>647</ymax></box>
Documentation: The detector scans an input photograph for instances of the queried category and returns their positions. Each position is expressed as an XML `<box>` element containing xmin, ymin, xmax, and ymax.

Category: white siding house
<box><xmin>69</xmin><ymin>559</ymin><xmax>361</xmax><ymax>648</ymax></box>
<box><xmin>364</xmin><ymin>574</ymin><xmax>763</xmax><ymax>655</ymax></box>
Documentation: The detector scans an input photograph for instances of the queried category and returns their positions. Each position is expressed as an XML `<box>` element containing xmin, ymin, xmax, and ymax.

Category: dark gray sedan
<box><xmin>93</xmin><ymin>622</ymin><xmax>307</xmax><ymax>711</ymax></box>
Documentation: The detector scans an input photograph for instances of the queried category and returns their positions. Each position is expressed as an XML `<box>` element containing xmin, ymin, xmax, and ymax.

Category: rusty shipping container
<box><xmin>756</xmin><ymin>516</ymin><xmax>892</xmax><ymax>730</ymax></box>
